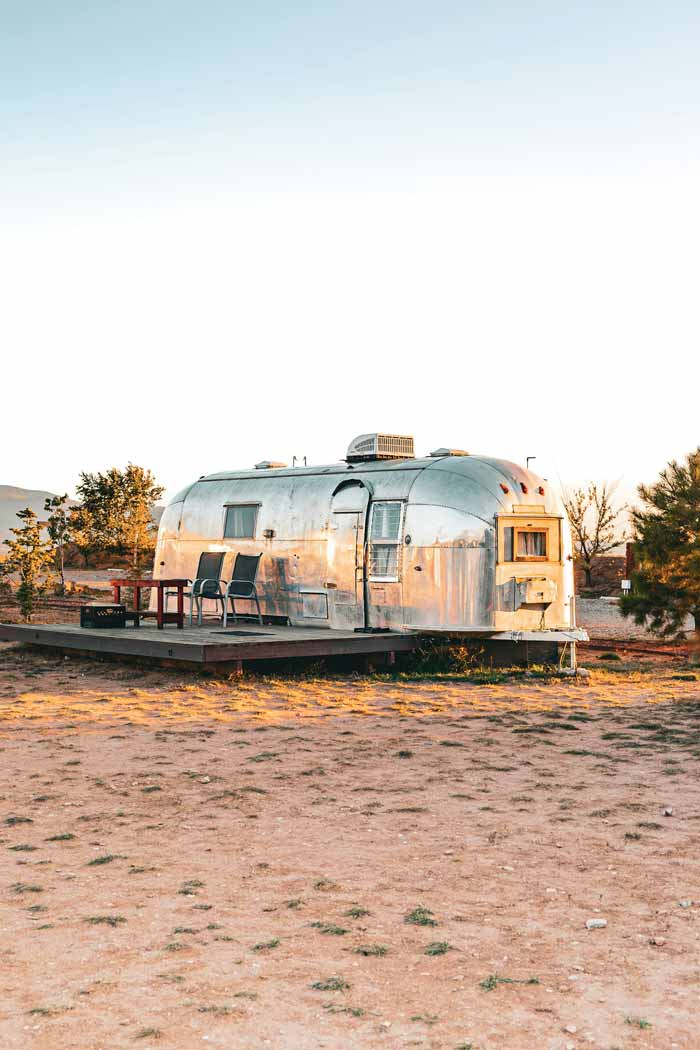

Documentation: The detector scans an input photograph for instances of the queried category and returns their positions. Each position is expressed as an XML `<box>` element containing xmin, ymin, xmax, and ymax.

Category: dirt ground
<box><xmin>1</xmin><ymin>644</ymin><xmax>699</xmax><ymax>1050</ymax></box>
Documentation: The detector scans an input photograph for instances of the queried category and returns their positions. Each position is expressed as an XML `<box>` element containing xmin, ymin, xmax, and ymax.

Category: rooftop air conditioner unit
<box><xmin>346</xmin><ymin>433</ymin><xmax>415</xmax><ymax>462</ymax></box>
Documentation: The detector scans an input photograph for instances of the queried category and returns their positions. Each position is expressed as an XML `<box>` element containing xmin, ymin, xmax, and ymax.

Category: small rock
<box><xmin>566</xmin><ymin>1042</ymin><xmax>576</xmax><ymax>1050</ymax></box>
<box><xmin>649</xmin><ymin>936</ymin><xmax>666</xmax><ymax>946</ymax></box>
<box><xmin>564</xmin><ymin>1024</ymin><xmax>578</xmax><ymax>1034</ymax></box>
<box><xmin>679</xmin><ymin>899</ymin><xmax>692</xmax><ymax>909</ymax></box>
<box><xmin>576</xmin><ymin>668</ymin><xmax>590</xmax><ymax>678</ymax></box>
<box><xmin>585</xmin><ymin>918</ymin><xmax>607</xmax><ymax>930</ymax></box>
<box><xmin>443</xmin><ymin>849</ymin><xmax>454</xmax><ymax>855</ymax></box>
<box><xmin>663</xmin><ymin>806</ymin><xmax>673</xmax><ymax>816</ymax></box>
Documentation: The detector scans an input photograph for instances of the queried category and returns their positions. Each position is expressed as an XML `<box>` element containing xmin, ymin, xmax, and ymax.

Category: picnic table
<box><xmin>111</xmin><ymin>578</ymin><xmax>188</xmax><ymax>630</ymax></box>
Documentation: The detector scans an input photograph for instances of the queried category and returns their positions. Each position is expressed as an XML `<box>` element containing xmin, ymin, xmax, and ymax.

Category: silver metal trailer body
<box><xmin>153</xmin><ymin>446</ymin><xmax>584</xmax><ymax>644</ymax></box>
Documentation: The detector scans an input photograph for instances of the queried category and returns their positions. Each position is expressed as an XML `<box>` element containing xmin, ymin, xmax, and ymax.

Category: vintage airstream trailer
<box><xmin>153</xmin><ymin>434</ymin><xmax>585</xmax><ymax>652</ymax></box>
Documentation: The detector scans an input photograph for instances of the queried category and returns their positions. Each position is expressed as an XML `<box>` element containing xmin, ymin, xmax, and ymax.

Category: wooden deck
<box><xmin>0</xmin><ymin>619</ymin><xmax>418</xmax><ymax>666</ymax></box>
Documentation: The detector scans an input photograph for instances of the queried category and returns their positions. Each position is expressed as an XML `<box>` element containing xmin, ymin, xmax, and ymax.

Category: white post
<box><xmin>570</xmin><ymin>595</ymin><xmax>577</xmax><ymax>671</ymax></box>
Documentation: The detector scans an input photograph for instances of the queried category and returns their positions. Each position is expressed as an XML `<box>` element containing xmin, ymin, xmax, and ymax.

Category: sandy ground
<box><xmin>1</xmin><ymin>644</ymin><xmax>699</xmax><ymax>1050</ymax></box>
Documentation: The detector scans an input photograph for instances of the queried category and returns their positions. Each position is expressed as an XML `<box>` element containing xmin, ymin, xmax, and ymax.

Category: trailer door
<box><xmin>366</xmin><ymin>500</ymin><xmax>404</xmax><ymax>629</ymax></box>
<box><xmin>327</xmin><ymin>483</ymin><xmax>369</xmax><ymax>629</ymax></box>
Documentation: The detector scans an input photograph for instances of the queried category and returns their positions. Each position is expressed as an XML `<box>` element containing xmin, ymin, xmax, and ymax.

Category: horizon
<box><xmin>3</xmin><ymin>2</ymin><xmax>699</xmax><ymax>506</ymax></box>
<box><xmin>0</xmin><ymin>435</ymin><xmax>680</xmax><ymax>511</ymax></box>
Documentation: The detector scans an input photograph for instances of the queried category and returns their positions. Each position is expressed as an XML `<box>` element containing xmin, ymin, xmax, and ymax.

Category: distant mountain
<box><xmin>0</xmin><ymin>485</ymin><xmax>62</xmax><ymax>548</ymax></box>
<box><xmin>0</xmin><ymin>485</ymin><xmax>163</xmax><ymax>549</ymax></box>
<box><xmin>0</xmin><ymin>485</ymin><xmax>58</xmax><ymax>503</ymax></box>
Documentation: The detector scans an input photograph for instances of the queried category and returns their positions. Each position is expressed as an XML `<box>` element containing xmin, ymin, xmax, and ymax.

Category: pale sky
<box><xmin>2</xmin><ymin>1</ymin><xmax>698</xmax><ymax>505</ymax></box>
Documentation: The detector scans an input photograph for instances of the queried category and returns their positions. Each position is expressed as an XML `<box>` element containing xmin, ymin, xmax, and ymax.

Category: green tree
<box><xmin>68</xmin><ymin>503</ymin><xmax>100</xmax><ymax>567</ymax></box>
<box><xmin>620</xmin><ymin>449</ymin><xmax>700</xmax><ymax>656</ymax></box>
<box><xmin>44</xmin><ymin>494</ymin><xmax>72</xmax><ymax>594</ymax></box>
<box><xmin>74</xmin><ymin>465</ymin><xmax>164</xmax><ymax>571</ymax></box>
<box><xmin>120</xmin><ymin>464</ymin><xmax>164</xmax><ymax>572</ymax></box>
<box><xmin>0</xmin><ymin>508</ymin><xmax>55</xmax><ymax>621</ymax></box>
<box><xmin>563</xmin><ymin>482</ymin><xmax>624</xmax><ymax>589</ymax></box>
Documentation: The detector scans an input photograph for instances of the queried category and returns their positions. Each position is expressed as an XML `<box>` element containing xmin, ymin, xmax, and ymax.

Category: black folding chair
<box><xmin>222</xmin><ymin>553</ymin><xmax>263</xmax><ymax>626</ymax></box>
<box><xmin>164</xmin><ymin>552</ymin><xmax>226</xmax><ymax>626</ymax></box>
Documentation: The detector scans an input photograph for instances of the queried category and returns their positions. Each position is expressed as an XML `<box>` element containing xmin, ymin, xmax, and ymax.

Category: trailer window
<box><xmin>369</xmin><ymin>501</ymin><xmax>402</xmax><ymax>580</ymax></box>
<box><xmin>515</xmin><ymin>529</ymin><xmax>547</xmax><ymax>560</ymax></box>
<box><xmin>224</xmin><ymin>504</ymin><xmax>258</xmax><ymax>539</ymax></box>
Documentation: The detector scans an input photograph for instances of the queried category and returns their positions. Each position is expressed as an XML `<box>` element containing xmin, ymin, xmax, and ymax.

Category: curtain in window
<box><xmin>517</xmin><ymin>531</ymin><xmax>546</xmax><ymax>558</ymax></box>
<box><xmin>224</xmin><ymin>505</ymin><xmax>257</xmax><ymax>539</ymax></box>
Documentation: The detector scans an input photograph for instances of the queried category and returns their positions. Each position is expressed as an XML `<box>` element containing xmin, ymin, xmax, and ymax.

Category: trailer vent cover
<box><xmin>346</xmin><ymin>433</ymin><xmax>415</xmax><ymax>462</ymax></box>
<box><xmin>254</xmin><ymin>461</ymin><xmax>288</xmax><ymax>470</ymax></box>
<box><xmin>429</xmin><ymin>447</ymin><xmax>469</xmax><ymax>457</ymax></box>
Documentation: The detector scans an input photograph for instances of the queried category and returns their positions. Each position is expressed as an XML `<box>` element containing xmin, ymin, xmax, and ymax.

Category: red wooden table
<box><xmin>111</xmin><ymin>578</ymin><xmax>188</xmax><ymax>630</ymax></box>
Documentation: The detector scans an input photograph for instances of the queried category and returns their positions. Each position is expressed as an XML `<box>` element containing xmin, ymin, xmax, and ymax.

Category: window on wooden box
<box><xmin>515</xmin><ymin>529</ymin><xmax>547</xmax><ymax>560</ymax></box>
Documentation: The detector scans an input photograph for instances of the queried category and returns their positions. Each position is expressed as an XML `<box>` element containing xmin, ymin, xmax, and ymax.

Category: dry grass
<box><xmin>1</xmin><ymin>641</ymin><xmax>699</xmax><ymax>1049</ymax></box>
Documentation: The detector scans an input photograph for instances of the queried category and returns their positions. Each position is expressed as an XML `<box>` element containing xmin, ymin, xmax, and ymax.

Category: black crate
<box><xmin>80</xmin><ymin>604</ymin><xmax>127</xmax><ymax>629</ymax></box>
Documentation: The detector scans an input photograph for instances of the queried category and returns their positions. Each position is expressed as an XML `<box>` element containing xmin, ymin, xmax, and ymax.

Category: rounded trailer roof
<box><xmin>168</xmin><ymin>455</ymin><xmax>562</xmax><ymax>521</ymax></box>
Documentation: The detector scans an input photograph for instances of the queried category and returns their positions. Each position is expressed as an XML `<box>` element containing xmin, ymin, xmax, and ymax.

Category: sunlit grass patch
<box><xmin>480</xmin><ymin>974</ymin><xmax>539</xmax><ymax>991</ymax></box>
<box><xmin>178</xmin><ymin>879</ymin><xmax>205</xmax><ymax>895</ymax></box>
<box><xmin>311</xmin><ymin>976</ymin><xmax>350</xmax><ymax>991</ymax></box>
<box><xmin>322</xmin><ymin>1003</ymin><xmax>364</xmax><ymax>1016</ymax></box>
<box><xmin>405</xmin><ymin>906</ymin><xmax>437</xmax><ymax>927</ymax></box>
<box><xmin>313</xmin><ymin>878</ymin><xmax>337</xmax><ymax>891</ymax></box>
<box><xmin>625</xmin><ymin>1016</ymin><xmax>652</xmax><ymax>1029</ymax></box>
<box><xmin>251</xmin><ymin>937</ymin><xmax>279</xmax><ymax>952</ymax></box>
<box><xmin>10</xmin><ymin>882</ymin><xmax>43</xmax><ymax>894</ymax></box>
<box><xmin>310</xmin><ymin>922</ymin><xmax>348</xmax><ymax>935</ymax></box>
<box><xmin>424</xmin><ymin>941</ymin><xmax>451</xmax><ymax>955</ymax></box>
<box><xmin>87</xmin><ymin>854</ymin><xmax>124</xmax><ymax>867</ymax></box>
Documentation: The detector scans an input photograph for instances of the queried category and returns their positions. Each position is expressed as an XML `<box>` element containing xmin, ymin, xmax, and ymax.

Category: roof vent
<box><xmin>429</xmin><ymin>447</ymin><xmax>469</xmax><ymax>457</ymax></box>
<box><xmin>255</xmin><ymin>460</ymin><xmax>288</xmax><ymax>470</ymax></box>
<box><xmin>346</xmin><ymin>433</ymin><xmax>415</xmax><ymax>462</ymax></box>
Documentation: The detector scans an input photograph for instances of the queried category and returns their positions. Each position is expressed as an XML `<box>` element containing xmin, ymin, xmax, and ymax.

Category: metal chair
<box><xmin>223</xmin><ymin>553</ymin><xmax>263</xmax><ymax>627</ymax></box>
<box><xmin>164</xmin><ymin>552</ymin><xmax>226</xmax><ymax>626</ymax></box>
